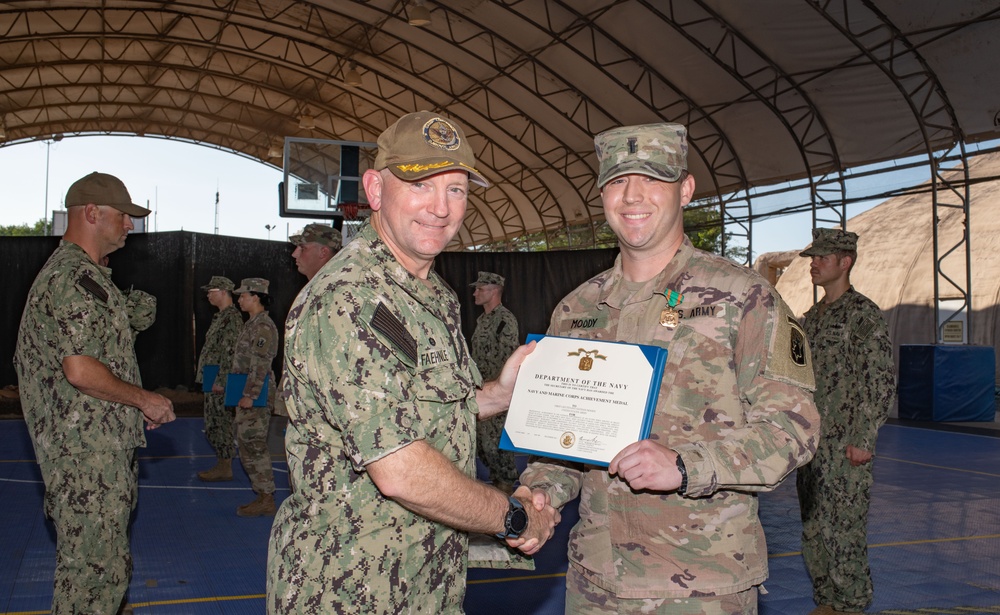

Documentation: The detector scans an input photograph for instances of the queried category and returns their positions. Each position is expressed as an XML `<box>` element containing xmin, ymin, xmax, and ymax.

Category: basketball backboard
<box><xmin>278</xmin><ymin>137</ymin><xmax>377</xmax><ymax>226</ymax></box>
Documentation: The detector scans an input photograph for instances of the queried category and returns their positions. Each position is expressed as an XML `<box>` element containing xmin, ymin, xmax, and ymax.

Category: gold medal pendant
<box><xmin>659</xmin><ymin>307</ymin><xmax>679</xmax><ymax>329</ymax></box>
<box><xmin>659</xmin><ymin>288</ymin><xmax>684</xmax><ymax>329</ymax></box>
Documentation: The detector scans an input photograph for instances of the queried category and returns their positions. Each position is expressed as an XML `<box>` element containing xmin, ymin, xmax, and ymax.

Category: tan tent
<box><xmin>773</xmin><ymin>153</ymin><xmax>1000</xmax><ymax>382</ymax></box>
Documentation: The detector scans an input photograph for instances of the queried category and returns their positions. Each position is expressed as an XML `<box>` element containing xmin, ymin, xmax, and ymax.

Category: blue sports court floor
<box><xmin>2</xmin><ymin>416</ymin><xmax>1000</xmax><ymax>614</ymax></box>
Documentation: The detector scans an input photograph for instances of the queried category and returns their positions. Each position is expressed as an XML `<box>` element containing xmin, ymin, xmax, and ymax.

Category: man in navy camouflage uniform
<box><xmin>195</xmin><ymin>275</ymin><xmax>244</xmax><ymax>482</ymax></box>
<box><xmin>275</xmin><ymin>223</ymin><xmax>343</xmax><ymax>428</ymax></box>
<box><xmin>15</xmin><ymin>172</ymin><xmax>176</xmax><ymax>615</ymax></box>
<box><xmin>470</xmin><ymin>271</ymin><xmax>521</xmax><ymax>493</ymax></box>
<box><xmin>290</xmin><ymin>223</ymin><xmax>342</xmax><ymax>281</ymax></box>
<box><xmin>520</xmin><ymin>124</ymin><xmax>820</xmax><ymax>614</ymax></box>
<box><xmin>267</xmin><ymin>111</ymin><xmax>559</xmax><ymax>614</ymax></box>
<box><xmin>797</xmin><ymin>228</ymin><xmax>895</xmax><ymax>615</ymax></box>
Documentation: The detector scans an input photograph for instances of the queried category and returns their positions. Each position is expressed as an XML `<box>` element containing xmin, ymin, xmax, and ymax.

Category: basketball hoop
<box><xmin>340</xmin><ymin>202</ymin><xmax>370</xmax><ymax>220</ymax></box>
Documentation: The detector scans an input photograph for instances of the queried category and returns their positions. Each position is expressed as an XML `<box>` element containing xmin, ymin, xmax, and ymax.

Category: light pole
<box><xmin>264</xmin><ymin>224</ymin><xmax>275</xmax><ymax>240</ymax></box>
<box><xmin>43</xmin><ymin>134</ymin><xmax>63</xmax><ymax>236</ymax></box>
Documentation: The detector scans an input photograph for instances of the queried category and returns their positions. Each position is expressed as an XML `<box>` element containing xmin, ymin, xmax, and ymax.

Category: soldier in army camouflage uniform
<box><xmin>469</xmin><ymin>271</ymin><xmax>521</xmax><ymax>494</ymax></box>
<box><xmin>229</xmin><ymin>277</ymin><xmax>279</xmax><ymax>517</ymax></box>
<box><xmin>796</xmin><ymin>228</ymin><xmax>895</xmax><ymax>615</ymax></box>
<box><xmin>519</xmin><ymin>124</ymin><xmax>820</xmax><ymax>614</ymax></box>
<box><xmin>194</xmin><ymin>275</ymin><xmax>244</xmax><ymax>482</ymax></box>
<box><xmin>14</xmin><ymin>172</ymin><xmax>176</xmax><ymax>615</ymax></box>
<box><xmin>267</xmin><ymin>111</ymin><xmax>559</xmax><ymax>615</ymax></box>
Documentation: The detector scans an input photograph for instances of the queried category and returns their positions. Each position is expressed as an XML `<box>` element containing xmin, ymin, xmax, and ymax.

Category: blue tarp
<box><xmin>898</xmin><ymin>344</ymin><xmax>996</xmax><ymax>422</ymax></box>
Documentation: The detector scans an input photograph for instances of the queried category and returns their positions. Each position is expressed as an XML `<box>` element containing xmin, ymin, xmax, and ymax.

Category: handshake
<box><xmin>501</xmin><ymin>485</ymin><xmax>562</xmax><ymax>556</ymax></box>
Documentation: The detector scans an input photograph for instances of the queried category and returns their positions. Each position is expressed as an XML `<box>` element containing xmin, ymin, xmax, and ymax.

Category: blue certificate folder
<box><xmin>201</xmin><ymin>365</ymin><xmax>220</xmax><ymax>393</ymax></box>
<box><xmin>224</xmin><ymin>374</ymin><xmax>269</xmax><ymax>407</ymax></box>
<box><xmin>499</xmin><ymin>334</ymin><xmax>667</xmax><ymax>467</ymax></box>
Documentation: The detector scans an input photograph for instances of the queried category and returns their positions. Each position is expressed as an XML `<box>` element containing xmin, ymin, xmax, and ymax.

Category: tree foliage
<box><xmin>471</xmin><ymin>203</ymin><xmax>748</xmax><ymax>264</ymax></box>
<box><xmin>479</xmin><ymin>220</ymin><xmax>619</xmax><ymax>252</ymax></box>
<box><xmin>683</xmin><ymin>204</ymin><xmax>749</xmax><ymax>263</ymax></box>
<box><xmin>0</xmin><ymin>219</ymin><xmax>47</xmax><ymax>237</ymax></box>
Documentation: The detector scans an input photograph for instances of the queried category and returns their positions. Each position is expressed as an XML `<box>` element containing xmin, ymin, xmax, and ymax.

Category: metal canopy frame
<box><xmin>2</xmin><ymin>0</ymin><xmax>999</xmax><ymax>340</ymax></box>
<box><xmin>810</xmin><ymin>0</ymin><xmax>972</xmax><ymax>341</ymax></box>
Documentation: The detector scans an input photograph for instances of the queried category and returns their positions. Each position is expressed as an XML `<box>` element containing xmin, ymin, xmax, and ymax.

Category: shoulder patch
<box><xmin>496</xmin><ymin>320</ymin><xmax>507</xmax><ymax>336</ymax></box>
<box><xmin>371</xmin><ymin>302</ymin><xmax>417</xmax><ymax>365</ymax></box>
<box><xmin>78</xmin><ymin>274</ymin><xmax>109</xmax><ymax>303</ymax></box>
<box><xmin>767</xmin><ymin>300</ymin><xmax>815</xmax><ymax>390</ymax></box>
<box><xmin>853</xmin><ymin>316</ymin><xmax>878</xmax><ymax>341</ymax></box>
<box><xmin>788</xmin><ymin>316</ymin><xmax>807</xmax><ymax>367</ymax></box>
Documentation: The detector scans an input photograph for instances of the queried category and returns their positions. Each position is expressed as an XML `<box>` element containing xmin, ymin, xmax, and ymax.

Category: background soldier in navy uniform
<box><xmin>290</xmin><ymin>223</ymin><xmax>342</xmax><ymax>281</ymax></box>
<box><xmin>277</xmin><ymin>223</ymin><xmax>343</xmax><ymax>430</ymax></box>
<box><xmin>469</xmin><ymin>271</ymin><xmax>521</xmax><ymax>494</ymax></box>
<box><xmin>797</xmin><ymin>228</ymin><xmax>896</xmax><ymax>615</ymax></box>
<box><xmin>14</xmin><ymin>172</ymin><xmax>176</xmax><ymax>615</ymax></box>
<box><xmin>195</xmin><ymin>275</ymin><xmax>244</xmax><ymax>482</ymax></box>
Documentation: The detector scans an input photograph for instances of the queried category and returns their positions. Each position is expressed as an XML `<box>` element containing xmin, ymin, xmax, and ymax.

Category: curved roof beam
<box><xmin>639</xmin><ymin>0</ymin><xmax>847</xmax><ymax>258</ymax></box>
<box><xmin>0</xmin><ymin>4</ymin><xmax>546</xmax><ymax>247</ymax></box>
<box><xmin>808</xmin><ymin>0</ymin><xmax>972</xmax><ymax>339</ymax></box>
<box><xmin>485</xmin><ymin>1</ymin><xmax>752</xmax><ymax>251</ymax></box>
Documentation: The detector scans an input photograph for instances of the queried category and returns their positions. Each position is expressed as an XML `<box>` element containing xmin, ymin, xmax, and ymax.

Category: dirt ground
<box><xmin>0</xmin><ymin>385</ymin><xmax>205</xmax><ymax>419</ymax></box>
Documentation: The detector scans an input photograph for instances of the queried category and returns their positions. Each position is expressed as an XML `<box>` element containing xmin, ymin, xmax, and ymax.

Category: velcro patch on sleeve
<box><xmin>767</xmin><ymin>301</ymin><xmax>815</xmax><ymax>390</ymax></box>
<box><xmin>371</xmin><ymin>302</ymin><xmax>417</xmax><ymax>365</ymax></box>
<box><xmin>853</xmin><ymin>316</ymin><xmax>878</xmax><ymax>341</ymax></box>
<box><xmin>78</xmin><ymin>274</ymin><xmax>109</xmax><ymax>303</ymax></box>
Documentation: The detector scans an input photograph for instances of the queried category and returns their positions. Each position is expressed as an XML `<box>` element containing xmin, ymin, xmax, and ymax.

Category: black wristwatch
<box><xmin>496</xmin><ymin>496</ymin><xmax>529</xmax><ymax>539</ymax></box>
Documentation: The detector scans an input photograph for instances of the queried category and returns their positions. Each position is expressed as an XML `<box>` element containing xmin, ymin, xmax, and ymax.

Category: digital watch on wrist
<box><xmin>496</xmin><ymin>496</ymin><xmax>529</xmax><ymax>539</ymax></box>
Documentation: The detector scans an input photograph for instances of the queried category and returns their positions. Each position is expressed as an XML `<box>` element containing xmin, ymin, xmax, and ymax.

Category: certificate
<box><xmin>499</xmin><ymin>334</ymin><xmax>666</xmax><ymax>467</ymax></box>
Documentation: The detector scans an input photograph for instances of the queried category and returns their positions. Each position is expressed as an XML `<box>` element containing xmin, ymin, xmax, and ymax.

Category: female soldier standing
<box><xmin>230</xmin><ymin>277</ymin><xmax>279</xmax><ymax>517</ymax></box>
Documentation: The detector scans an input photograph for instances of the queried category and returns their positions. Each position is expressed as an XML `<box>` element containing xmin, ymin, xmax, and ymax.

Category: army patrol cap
<box><xmin>125</xmin><ymin>289</ymin><xmax>157</xmax><ymax>332</ymax></box>
<box><xmin>470</xmin><ymin>271</ymin><xmax>505</xmax><ymax>288</ymax></box>
<box><xmin>65</xmin><ymin>172</ymin><xmax>151</xmax><ymax>218</ymax></box>
<box><xmin>374</xmin><ymin>111</ymin><xmax>490</xmax><ymax>188</ymax></box>
<box><xmin>234</xmin><ymin>277</ymin><xmax>270</xmax><ymax>294</ymax></box>
<box><xmin>290</xmin><ymin>223</ymin><xmax>342</xmax><ymax>251</ymax></box>
<box><xmin>595</xmin><ymin>123</ymin><xmax>688</xmax><ymax>188</ymax></box>
<box><xmin>200</xmin><ymin>275</ymin><xmax>235</xmax><ymax>292</ymax></box>
<box><xmin>799</xmin><ymin>228</ymin><xmax>859</xmax><ymax>257</ymax></box>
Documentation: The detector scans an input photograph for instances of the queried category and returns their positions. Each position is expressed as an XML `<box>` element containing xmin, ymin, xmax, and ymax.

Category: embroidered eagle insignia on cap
<box><xmin>423</xmin><ymin>118</ymin><xmax>461</xmax><ymax>151</ymax></box>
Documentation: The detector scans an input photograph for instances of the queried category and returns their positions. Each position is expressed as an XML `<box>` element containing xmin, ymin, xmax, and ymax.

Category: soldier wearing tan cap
<box><xmin>519</xmin><ymin>124</ymin><xmax>820</xmax><ymax>613</ymax></box>
<box><xmin>797</xmin><ymin>228</ymin><xmax>895</xmax><ymax>615</ymax></box>
<box><xmin>290</xmin><ymin>223</ymin><xmax>342</xmax><ymax>280</ymax></box>
<box><xmin>268</xmin><ymin>112</ymin><xmax>558</xmax><ymax>614</ymax></box>
<box><xmin>14</xmin><ymin>172</ymin><xmax>175</xmax><ymax>614</ymax></box>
